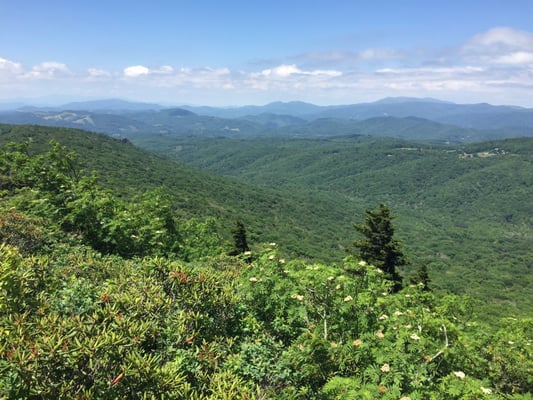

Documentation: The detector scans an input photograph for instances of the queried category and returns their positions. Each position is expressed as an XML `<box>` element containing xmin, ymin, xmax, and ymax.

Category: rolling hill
<box><xmin>1</xmin><ymin>119</ymin><xmax>532</xmax><ymax>317</ymax></box>
<box><xmin>147</xmin><ymin>133</ymin><xmax>533</xmax><ymax>316</ymax></box>
<box><xmin>0</xmin><ymin>123</ymin><xmax>363</xmax><ymax>261</ymax></box>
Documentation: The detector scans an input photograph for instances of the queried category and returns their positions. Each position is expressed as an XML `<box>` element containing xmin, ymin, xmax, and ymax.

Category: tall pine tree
<box><xmin>353</xmin><ymin>204</ymin><xmax>407</xmax><ymax>292</ymax></box>
<box><xmin>229</xmin><ymin>220</ymin><xmax>250</xmax><ymax>256</ymax></box>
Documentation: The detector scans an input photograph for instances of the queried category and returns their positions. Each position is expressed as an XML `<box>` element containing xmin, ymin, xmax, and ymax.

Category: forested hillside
<box><xmin>0</xmin><ymin>124</ymin><xmax>531</xmax><ymax>399</ymax></box>
<box><xmin>0</xmin><ymin>124</ymin><xmax>364</xmax><ymax>261</ymax></box>
<box><xmin>136</xmin><ymin>134</ymin><xmax>533</xmax><ymax>318</ymax></box>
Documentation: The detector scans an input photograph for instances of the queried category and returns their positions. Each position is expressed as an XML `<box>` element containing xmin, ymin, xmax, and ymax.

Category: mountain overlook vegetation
<box><xmin>135</xmin><ymin>133</ymin><xmax>533</xmax><ymax>319</ymax></box>
<box><xmin>0</xmin><ymin>115</ymin><xmax>532</xmax><ymax>398</ymax></box>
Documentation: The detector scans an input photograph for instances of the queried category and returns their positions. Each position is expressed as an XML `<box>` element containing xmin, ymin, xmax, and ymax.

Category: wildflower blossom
<box><xmin>380</xmin><ymin>363</ymin><xmax>390</xmax><ymax>372</ymax></box>
<box><xmin>344</xmin><ymin>295</ymin><xmax>353</xmax><ymax>302</ymax></box>
<box><xmin>454</xmin><ymin>371</ymin><xmax>466</xmax><ymax>379</ymax></box>
<box><xmin>358</xmin><ymin>260</ymin><xmax>367</xmax><ymax>266</ymax></box>
<box><xmin>376</xmin><ymin>330</ymin><xmax>385</xmax><ymax>339</ymax></box>
<box><xmin>379</xmin><ymin>314</ymin><xmax>388</xmax><ymax>320</ymax></box>
<box><xmin>410</xmin><ymin>333</ymin><xmax>421</xmax><ymax>340</ymax></box>
<box><xmin>480</xmin><ymin>387</ymin><xmax>492</xmax><ymax>394</ymax></box>
<box><xmin>352</xmin><ymin>339</ymin><xmax>363</xmax><ymax>346</ymax></box>
<box><xmin>249</xmin><ymin>277</ymin><xmax>259</xmax><ymax>282</ymax></box>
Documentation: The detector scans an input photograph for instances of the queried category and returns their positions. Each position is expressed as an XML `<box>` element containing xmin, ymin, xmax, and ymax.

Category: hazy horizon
<box><xmin>1</xmin><ymin>95</ymin><xmax>529</xmax><ymax>110</ymax></box>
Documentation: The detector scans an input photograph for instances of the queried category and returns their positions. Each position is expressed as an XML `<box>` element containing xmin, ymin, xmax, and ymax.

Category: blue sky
<box><xmin>1</xmin><ymin>0</ymin><xmax>533</xmax><ymax>106</ymax></box>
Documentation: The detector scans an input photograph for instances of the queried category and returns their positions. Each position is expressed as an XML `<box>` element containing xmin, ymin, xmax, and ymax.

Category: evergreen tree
<box><xmin>229</xmin><ymin>220</ymin><xmax>250</xmax><ymax>256</ymax></box>
<box><xmin>411</xmin><ymin>264</ymin><xmax>431</xmax><ymax>291</ymax></box>
<box><xmin>353</xmin><ymin>204</ymin><xmax>407</xmax><ymax>292</ymax></box>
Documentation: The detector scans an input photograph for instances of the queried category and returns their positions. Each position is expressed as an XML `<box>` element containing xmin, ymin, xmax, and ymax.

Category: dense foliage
<box><xmin>145</xmin><ymin>134</ymin><xmax>533</xmax><ymax>319</ymax></box>
<box><xmin>0</xmin><ymin>128</ymin><xmax>532</xmax><ymax>398</ymax></box>
<box><xmin>0</xmin><ymin>124</ymin><xmax>363</xmax><ymax>262</ymax></box>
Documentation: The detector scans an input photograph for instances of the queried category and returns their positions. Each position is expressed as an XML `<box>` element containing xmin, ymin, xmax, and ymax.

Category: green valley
<box><xmin>0</xmin><ymin>122</ymin><xmax>532</xmax><ymax>399</ymax></box>
<box><xmin>135</xmin><ymin>134</ymin><xmax>533</xmax><ymax>318</ymax></box>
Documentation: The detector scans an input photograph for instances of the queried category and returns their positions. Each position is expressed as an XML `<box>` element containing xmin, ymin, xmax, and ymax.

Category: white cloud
<box><xmin>296</xmin><ymin>48</ymin><xmax>404</xmax><ymax>66</ymax></box>
<box><xmin>376</xmin><ymin>66</ymin><xmax>484</xmax><ymax>75</ymax></box>
<box><xmin>154</xmin><ymin>65</ymin><xmax>174</xmax><ymax>74</ymax></box>
<box><xmin>27</xmin><ymin>62</ymin><xmax>71</xmax><ymax>79</ymax></box>
<box><xmin>88</xmin><ymin>68</ymin><xmax>111</xmax><ymax>78</ymax></box>
<box><xmin>462</xmin><ymin>27</ymin><xmax>533</xmax><ymax>65</ymax></box>
<box><xmin>261</xmin><ymin>64</ymin><xmax>301</xmax><ymax>77</ymax></box>
<box><xmin>260</xmin><ymin>64</ymin><xmax>341</xmax><ymax>78</ymax></box>
<box><xmin>358</xmin><ymin>48</ymin><xmax>403</xmax><ymax>61</ymax></box>
<box><xmin>0</xmin><ymin>57</ymin><xmax>23</xmax><ymax>75</ymax></box>
<box><xmin>493</xmin><ymin>51</ymin><xmax>533</xmax><ymax>65</ymax></box>
<box><xmin>465</xmin><ymin>27</ymin><xmax>533</xmax><ymax>50</ymax></box>
<box><xmin>124</xmin><ymin>65</ymin><xmax>150</xmax><ymax>77</ymax></box>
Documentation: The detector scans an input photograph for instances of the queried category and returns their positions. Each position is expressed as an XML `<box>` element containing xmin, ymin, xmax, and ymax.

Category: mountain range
<box><xmin>1</xmin><ymin>97</ymin><xmax>533</xmax><ymax>143</ymax></box>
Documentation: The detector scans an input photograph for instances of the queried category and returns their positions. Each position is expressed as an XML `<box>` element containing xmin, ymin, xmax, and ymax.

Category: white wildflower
<box><xmin>394</xmin><ymin>310</ymin><xmax>403</xmax><ymax>317</ymax></box>
<box><xmin>249</xmin><ymin>277</ymin><xmax>259</xmax><ymax>282</ymax></box>
<box><xmin>379</xmin><ymin>314</ymin><xmax>389</xmax><ymax>320</ymax></box>
<box><xmin>358</xmin><ymin>260</ymin><xmax>367</xmax><ymax>266</ymax></box>
<box><xmin>410</xmin><ymin>333</ymin><xmax>421</xmax><ymax>341</ymax></box>
<box><xmin>480</xmin><ymin>387</ymin><xmax>492</xmax><ymax>394</ymax></box>
<box><xmin>344</xmin><ymin>295</ymin><xmax>353</xmax><ymax>302</ymax></box>
<box><xmin>376</xmin><ymin>330</ymin><xmax>385</xmax><ymax>339</ymax></box>
<box><xmin>380</xmin><ymin>363</ymin><xmax>390</xmax><ymax>373</ymax></box>
<box><xmin>453</xmin><ymin>371</ymin><xmax>466</xmax><ymax>379</ymax></box>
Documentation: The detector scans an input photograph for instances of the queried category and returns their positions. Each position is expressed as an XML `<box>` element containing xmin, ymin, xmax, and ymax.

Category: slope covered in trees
<box><xmin>0</xmin><ymin>129</ymin><xmax>531</xmax><ymax>398</ymax></box>
<box><xmin>137</xmin><ymin>134</ymin><xmax>533</xmax><ymax>318</ymax></box>
<box><xmin>0</xmin><ymin>124</ymin><xmax>364</xmax><ymax>261</ymax></box>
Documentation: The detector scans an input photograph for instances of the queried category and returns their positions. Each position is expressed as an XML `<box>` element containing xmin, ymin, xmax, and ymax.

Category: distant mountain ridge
<box><xmin>179</xmin><ymin>97</ymin><xmax>533</xmax><ymax>132</ymax></box>
<box><xmin>1</xmin><ymin>97</ymin><xmax>533</xmax><ymax>142</ymax></box>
